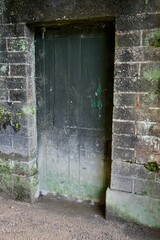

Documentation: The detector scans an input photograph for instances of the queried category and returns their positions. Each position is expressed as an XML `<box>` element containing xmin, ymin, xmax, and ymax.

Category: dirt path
<box><xmin>0</xmin><ymin>195</ymin><xmax>159</xmax><ymax>240</ymax></box>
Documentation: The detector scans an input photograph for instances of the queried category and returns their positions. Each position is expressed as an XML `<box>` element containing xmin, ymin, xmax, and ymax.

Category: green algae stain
<box><xmin>18</xmin><ymin>39</ymin><xmax>29</xmax><ymax>51</ymax></box>
<box><xmin>91</xmin><ymin>78</ymin><xmax>103</xmax><ymax>113</ymax></box>
<box><xmin>96</xmin><ymin>79</ymin><xmax>102</xmax><ymax>97</ymax></box>
<box><xmin>45</xmin><ymin>176</ymin><xmax>105</xmax><ymax>202</ymax></box>
<box><xmin>97</xmin><ymin>98</ymin><xmax>102</xmax><ymax>112</ymax></box>
<box><xmin>143</xmin><ymin>68</ymin><xmax>160</xmax><ymax>105</ymax></box>
<box><xmin>144</xmin><ymin>162</ymin><xmax>159</xmax><ymax>173</ymax></box>
<box><xmin>9</xmin><ymin>39</ymin><xmax>29</xmax><ymax>52</ymax></box>
<box><xmin>0</xmin><ymin>65</ymin><xmax>7</xmax><ymax>74</ymax></box>
<box><xmin>0</xmin><ymin>161</ymin><xmax>11</xmax><ymax>174</ymax></box>
<box><xmin>144</xmin><ymin>31</ymin><xmax>160</xmax><ymax>47</ymax></box>
<box><xmin>96</xmin><ymin>79</ymin><xmax>102</xmax><ymax>112</ymax></box>
<box><xmin>91</xmin><ymin>99</ymin><xmax>96</xmax><ymax>109</ymax></box>
<box><xmin>144</xmin><ymin>68</ymin><xmax>160</xmax><ymax>82</ymax></box>
<box><xmin>22</xmin><ymin>106</ymin><xmax>36</xmax><ymax>115</ymax></box>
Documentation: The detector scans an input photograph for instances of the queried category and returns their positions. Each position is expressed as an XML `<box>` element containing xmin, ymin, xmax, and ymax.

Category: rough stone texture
<box><xmin>0</xmin><ymin>10</ymin><xmax>38</xmax><ymax>201</ymax></box>
<box><xmin>112</xmin><ymin>1</ymin><xmax>159</xmax><ymax>228</ymax></box>
<box><xmin>0</xmin><ymin>0</ymin><xmax>159</xmax><ymax>227</ymax></box>
<box><xmin>106</xmin><ymin>188</ymin><xmax>160</xmax><ymax>228</ymax></box>
<box><xmin>111</xmin><ymin>0</ymin><xmax>160</xmax><ymax>228</ymax></box>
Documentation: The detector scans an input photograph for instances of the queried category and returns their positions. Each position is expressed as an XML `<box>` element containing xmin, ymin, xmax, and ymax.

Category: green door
<box><xmin>35</xmin><ymin>23</ymin><xmax>114</xmax><ymax>203</ymax></box>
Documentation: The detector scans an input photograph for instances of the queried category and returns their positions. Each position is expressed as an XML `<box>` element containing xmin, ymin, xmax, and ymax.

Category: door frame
<box><xmin>35</xmin><ymin>19</ymin><xmax>115</xmax><ymax>203</ymax></box>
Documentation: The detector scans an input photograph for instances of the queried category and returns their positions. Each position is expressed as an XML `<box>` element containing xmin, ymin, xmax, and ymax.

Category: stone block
<box><xmin>139</xmin><ymin>93</ymin><xmax>160</xmax><ymax>108</ymax></box>
<box><xmin>0</xmin><ymin>172</ymin><xmax>39</xmax><ymax>202</ymax></box>
<box><xmin>136</xmin><ymin>136</ymin><xmax>160</xmax><ymax>164</ymax></box>
<box><xmin>0</xmin><ymin>24</ymin><xmax>24</xmax><ymax>38</ymax></box>
<box><xmin>136</xmin><ymin>151</ymin><xmax>160</xmax><ymax>165</ymax></box>
<box><xmin>149</xmin><ymin>123</ymin><xmax>160</xmax><ymax>137</ymax></box>
<box><xmin>136</xmin><ymin>121</ymin><xmax>153</xmax><ymax>136</ymax></box>
<box><xmin>113</xmin><ymin>121</ymin><xmax>135</xmax><ymax>134</ymax></box>
<box><xmin>117</xmin><ymin>13</ymin><xmax>160</xmax><ymax>31</ymax></box>
<box><xmin>134</xmin><ymin>179</ymin><xmax>160</xmax><ymax>198</ymax></box>
<box><xmin>10</xmin><ymin>124</ymin><xmax>36</xmax><ymax>138</ymax></box>
<box><xmin>10</xmin><ymin>89</ymin><xmax>26</xmax><ymax>102</ymax></box>
<box><xmin>0</xmin><ymin>64</ymin><xmax>8</xmax><ymax>76</ymax></box>
<box><xmin>26</xmin><ymin>114</ymin><xmax>37</xmax><ymax>127</ymax></box>
<box><xmin>112</xmin><ymin>147</ymin><xmax>135</xmax><ymax>162</ymax></box>
<box><xmin>116</xmin><ymin>46</ymin><xmax>160</xmax><ymax>62</ymax></box>
<box><xmin>0</xmin><ymin>134</ymin><xmax>12</xmax><ymax>150</ymax></box>
<box><xmin>0</xmin><ymin>123</ymin><xmax>11</xmax><ymax>135</ymax></box>
<box><xmin>0</xmin><ymin>51</ymin><xmax>27</xmax><ymax>63</ymax></box>
<box><xmin>111</xmin><ymin>174</ymin><xmax>133</xmax><ymax>192</ymax></box>
<box><xmin>24</xmin><ymin>26</ymin><xmax>34</xmax><ymax>39</ymax></box>
<box><xmin>0</xmin><ymin>158</ymin><xmax>38</xmax><ymax>177</ymax></box>
<box><xmin>136</xmin><ymin>122</ymin><xmax>160</xmax><ymax>137</ymax></box>
<box><xmin>0</xmin><ymin>88</ymin><xmax>8</xmax><ymax>101</ymax></box>
<box><xmin>114</xmin><ymin>93</ymin><xmax>136</xmax><ymax>107</ymax></box>
<box><xmin>115</xmin><ymin>47</ymin><xmax>144</xmax><ymax>62</ymax></box>
<box><xmin>5</xmin><ymin>77</ymin><xmax>26</xmax><ymax>89</ymax></box>
<box><xmin>156</xmin><ymin>173</ymin><xmax>160</xmax><ymax>183</ymax></box>
<box><xmin>4</xmin><ymin>0</ymin><xmax>106</xmax><ymax>23</ymax></box>
<box><xmin>114</xmin><ymin>63</ymin><xmax>139</xmax><ymax>78</ymax></box>
<box><xmin>0</xmin><ymin>14</ymin><xmax>3</xmax><ymax>24</ymax></box>
<box><xmin>141</xmin><ymin>62</ymin><xmax>160</xmax><ymax>79</ymax></box>
<box><xmin>111</xmin><ymin>161</ymin><xmax>156</xmax><ymax>180</ymax></box>
<box><xmin>12</xmin><ymin>135</ymin><xmax>37</xmax><ymax>160</ymax></box>
<box><xmin>106</xmin><ymin>188</ymin><xmax>160</xmax><ymax>228</ymax></box>
<box><xmin>7</xmin><ymin>38</ymin><xmax>31</xmax><ymax>52</ymax></box>
<box><xmin>0</xmin><ymin>38</ymin><xmax>6</xmax><ymax>51</ymax></box>
<box><xmin>106</xmin><ymin>0</ymin><xmax>146</xmax><ymax>16</ymax></box>
<box><xmin>10</xmin><ymin>64</ymin><xmax>27</xmax><ymax>77</ymax></box>
<box><xmin>136</xmin><ymin>108</ymin><xmax>160</xmax><ymax>122</ymax></box>
<box><xmin>114</xmin><ymin>77</ymin><xmax>150</xmax><ymax>92</ymax></box>
<box><xmin>143</xmin><ymin>48</ymin><xmax>160</xmax><ymax>62</ymax></box>
<box><xmin>115</xmin><ymin>31</ymin><xmax>140</xmax><ymax>48</ymax></box>
<box><xmin>113</xmin><ymin>107</ymin><xmax>136</xmax><ymax>121</ymax></box>
<box><xmin>142</xmin><ymin>29</ymin><xmax>160</xmax><ymax>47</ymax></box>
<box><xmin>18</xmin><ymin>113</ymin><xmax>36</xmax><ymax>129</ymax></box>
<box><xmin>113</xmin><ymin>134</ymin><xmax>137</xmax><ymax>149</ymax></box>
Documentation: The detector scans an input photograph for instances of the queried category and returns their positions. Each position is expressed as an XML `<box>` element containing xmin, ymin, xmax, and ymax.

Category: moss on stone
<box><xmin>9</xmin><ymin>39</ymin><xmax>29</xmax><ymax>52</ymax></box>
<box><xmin>106</xmin><ymin>188</ymin><xmax>160</xmax><ymax>228</ymax></box>
<box><xmin>0</xmin><ymin>161</ymin><xmax>11</xmax><ymax>173</ymax></box>
<box><xmin>17</xmin><ymin>39</ymin><xmax>29</xmax><ymax>51</ymax></box>
<box><xmin>0</xmin><ymin>65</ymin><xmax>7</xmax><ymax>73</ymax></box>
<box><xmin>144</xmin><ymin>162</ymin><xmax>159</xmax><ymax>173</ymax></box>
<box><xmin>0</xmin><ymin>172</ymin><xmax>38</xmax><ymax>201</ymax></box>
<box><xmin>143</xmin><ymin>68</ymin><xmax>160</xmax><ymax>105</ymax></box>
<box><xmin>0</xmin><ymin>159</ymin><xmax>38</xmax><ymax>177</ymax></box>
<box><xmin>144</xmin><ymin>68</ymin><xmax>160</xmax><ymax>82</ymax></box>
<box><xmin>0</xmin><ymin>151</ymin><xmax>30</xmax><ymax>162</ymax></box>
<box><xmin>145</xmin><ymin>31</ymin><xmax>160</xmax><ymax>47</ymax></box>
<box><xmin>0</xmin><ymin>173</ymin><xmax>29</xmax><ymax>200</ymax></box>
<box><xmin>22</xmin><ymin>105</ymin><xmax>36</xmax><ymax>115</ymax></box>
<box><xmin>0</xmin><ymin>105</ymin><xmax>36</xmax><ymax>132</ymax></box>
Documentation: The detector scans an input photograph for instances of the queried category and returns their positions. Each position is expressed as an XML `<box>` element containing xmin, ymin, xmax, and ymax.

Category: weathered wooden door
<box><xmin>35</xmin><ymin>22</ymin><xmax>114</xmax><ymax>203</ymax></box>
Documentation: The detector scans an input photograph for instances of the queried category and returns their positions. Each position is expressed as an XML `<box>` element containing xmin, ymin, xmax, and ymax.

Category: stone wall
<box><xmin>108</xmin><ymin>2</ymin><xmax>160</xmax><ymax>227</ymax></box>
<box><xmin>0</xmin><ymin>3</ymin><xmax>38</xmax><ymax>201</ymax></box>
<box><xmin>112</xmin><ymin>10</ymin><xmax>160</xmax><ymax>202</ymax></box>
<box><xmin>0</xmin><ymin>0</ymin><xmax>159</xmax><ymax>227</ymax></box>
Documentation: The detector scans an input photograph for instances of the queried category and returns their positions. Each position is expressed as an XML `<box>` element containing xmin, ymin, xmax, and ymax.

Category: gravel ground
<box><xmin>0</xmin><ymin>195</ymin><xmax>159</xmax><ymax>240</ymax></box>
